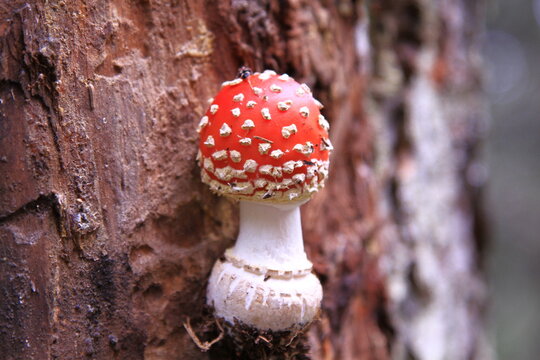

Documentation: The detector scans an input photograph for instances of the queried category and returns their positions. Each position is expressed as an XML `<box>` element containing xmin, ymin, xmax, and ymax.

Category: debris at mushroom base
<box><xmin>187</xmin><ymin>305</ymin><xmax>315</xmax><ymax>359</ymax></box>
<box><xmin>213</xmin><ymin>317</ymin><xmax>314</xmax><ymax>360</ymax></box>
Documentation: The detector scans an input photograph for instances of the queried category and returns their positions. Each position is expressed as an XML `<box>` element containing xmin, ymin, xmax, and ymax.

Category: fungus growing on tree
<box><xmin>197</xmin><ymin>69</ymin><xmax>332</xmax><ymax>332</ymax></box>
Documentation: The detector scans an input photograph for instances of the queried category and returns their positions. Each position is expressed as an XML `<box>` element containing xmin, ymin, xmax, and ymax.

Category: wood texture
<box><xmin>0</xmin><ymin>1</ymin><xmax>488</xmax><ymax>359</ymax></box>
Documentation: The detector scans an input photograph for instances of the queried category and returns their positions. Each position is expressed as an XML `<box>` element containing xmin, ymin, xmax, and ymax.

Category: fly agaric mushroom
<box><xmin>197</xmin><ymin>69</ymin><xmax>332</xmax><ymax>331</ymax></box>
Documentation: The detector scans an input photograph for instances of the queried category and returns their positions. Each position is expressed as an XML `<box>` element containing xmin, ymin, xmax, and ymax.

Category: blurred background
<box><xmin>484</xmin><ymin>0</ymin><xmax>540</xmax><ymax>359</ymax></box>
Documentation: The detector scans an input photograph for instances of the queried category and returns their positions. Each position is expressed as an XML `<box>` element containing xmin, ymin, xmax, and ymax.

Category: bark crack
<box><xmin>0</xmin><ymin>192</ymin><xmax>57</xmax><ymax>223</ymax></box>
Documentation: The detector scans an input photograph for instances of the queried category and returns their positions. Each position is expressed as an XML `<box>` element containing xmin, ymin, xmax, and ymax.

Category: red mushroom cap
<box><xmin>197</xmin><ymin>70</ymin><xmax>332</xmax><ymax>203</ymax></box>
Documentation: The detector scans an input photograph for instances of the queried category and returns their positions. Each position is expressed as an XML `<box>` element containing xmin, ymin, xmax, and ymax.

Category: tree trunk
<box><xmin>0</xmin><ymin>1</ymin><xmax>489</xmax><ymax>359</ymax></box>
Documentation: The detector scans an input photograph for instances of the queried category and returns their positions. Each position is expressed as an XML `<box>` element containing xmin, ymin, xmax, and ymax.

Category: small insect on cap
<box><xmin>197</xmin><ymin>69</ymin><xmax>332</xmax><ymax>203</ymax></box>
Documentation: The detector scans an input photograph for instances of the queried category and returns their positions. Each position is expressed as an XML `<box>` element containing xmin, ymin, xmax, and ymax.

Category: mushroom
<box><xmin>197</xmin><ymin>69</ymin><xmax>332</xmax><ymax>331</ymax></box>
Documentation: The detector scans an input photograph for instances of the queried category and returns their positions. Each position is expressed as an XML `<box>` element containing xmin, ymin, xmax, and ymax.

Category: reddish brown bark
<box><xmin>0</xmin><ymin>1</ymin><xmax>488</xmax><ymax>359</ymax></box>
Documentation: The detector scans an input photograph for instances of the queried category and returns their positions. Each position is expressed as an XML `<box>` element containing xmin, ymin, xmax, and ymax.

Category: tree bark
<box><xmin>0</xmin><ymin>1</ymin><xmax>489</xmax><ymax>359</ymax></box>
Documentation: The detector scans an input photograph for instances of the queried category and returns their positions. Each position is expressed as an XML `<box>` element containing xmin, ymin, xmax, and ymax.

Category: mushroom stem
<box><xmin>231</xmin><ymin>201</ymin><xmax>312</xmax><ymax>272</ymax></box>
<box><xmin>206</xmin><ymin>201</ymin><xmax>322</xmax><ymax>331</ymax></box>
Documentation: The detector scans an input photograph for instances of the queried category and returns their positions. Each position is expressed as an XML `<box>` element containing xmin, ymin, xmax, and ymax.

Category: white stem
<box><xmin>229</xmin><ymin>200</ymin><xmax>312</xmax><ymax>271</ymax></box>
<box><xmin>206</xmin><ymin>200</ymin><xmax>322</xmax><ymax>330</ymax></box>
